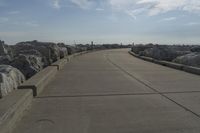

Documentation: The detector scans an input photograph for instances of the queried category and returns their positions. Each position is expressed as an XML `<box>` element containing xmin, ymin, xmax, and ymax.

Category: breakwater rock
<box><xmin>0</xmin><ymin>65</ymin><xmax>25</xmax><ymax>98</ymax></box>
<box><xmin>173</xmin><ymin>52</ymin><xmax>200</xmax><ymax>67</ymax></box>
<box><xmin>131</xmin><ymin>44</ymin><xmax>199</xmax><ymax>67</ymax></box>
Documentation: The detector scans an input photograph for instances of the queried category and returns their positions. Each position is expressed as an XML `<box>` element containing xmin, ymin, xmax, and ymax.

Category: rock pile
<box><xmin>131</xmin><ymin>44</ymin><xmax>153</xmax><ymax>54</ymax></box>
<box><xmin>131</xmin><ymin>44</ymin><xmax>200</xmax><ymax>68</ymax></box>
<box><xmin>14</xmin><ymin>41</ymin><xmax>61</xmax><ymax>66</ymax></box>
<box><xmin>191</xmin><ymin>46</ymin><xmax>200</xmax><ymax>52</ymax></box>
<box><xmin>57</xmin><ymin>43</ymin><xmax>68</xmax><ymax>58</ymax></box>
<box><xmin>139</xmin><ymin>45</ymin><xmax>181</xmax><ymax>61</ymax></box>
<box><xmin>0</xmin><ymin>40</ymin><xmax>70</xmax><ymax>97</ymax></box>
<box><xmin>11</xmin><ymin>54</ymin><xmax>44</xmax><ymax>79</ymax></box>
<box><xmin>0</xmin><ymin>40</ymin><xmax>70</xmax><ymax>80</ymax></box>
<box><xmin>0</xmin><ymin>41</ymin><xmax>13</xmax><ymax>65</ymax></box>
<box><xmin>173</xmin><ymin>52</ymin><xmax>200</xmax><ymax>67</ymax></box>
<box><xmin>132</xmin><ymin>44</ymin><xmax>191</xmax><ymax>61</ymax></box>
<box><xmin>0</xmin><ymin>65</ymin><xmax>25</xmax><ymax>98</ymax></box>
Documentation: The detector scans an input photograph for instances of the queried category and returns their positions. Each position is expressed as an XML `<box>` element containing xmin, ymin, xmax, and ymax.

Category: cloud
<box><xmin>8</xmin><ymin>11</ymin><xmax>20</xmax><ymax>15</ymax></box>
<box><xmin>109</xmin><ymin>0</ymin><xmax>136</xmax><ymax>10</ymax></box>
<box><xmin>185</xmin><ymin>22</ymin><xmax>200</xmax><ymax>26</ymax></box>
<box><xmin>0</xmin><ymin>17</ymin><xmax>8</xmax><ymax>23</ymax></box>
<box><xmin>109</xmin><ymin>0</ymin><xmax>139</xmax><ymax>19</ymax></box>
<box><xmin>51</xmin><ymin>0</ymin><xmax>94</xmax><ymax>10</ymax></box>
<box><xmin>49</xmin><ymin>0</ymin><xmax>200</xmax><ymax>18</ymax></box>
<box><xmin>159</xmin><ymin>17</ymin><xmax>176</xmax><ymax>22</ymax></box>
<box><xmin>125</xmin><ymin>8</ymin><xmax>147</xmax><ymax>19</ymax></box>
<box><xmin>12</xmin><ymin>21</ymin><xmax>39</xmax><ymax>27</ymax></box>
<box><xmin>52</xmin><ymin>0</ymin><xmax>61</xmax><ymax>9</ymax></box>
<box><xmin>70</xmin><ymin>0</ymin><xmax>94</xmax><ymax>9</ymax></box>
<box><xmin>108</xmin><ymin>0</ymin><xmax>200</xmax><ymax>18</ymax></box>
<box><xmin>96</xmin><ymin>8</ymin><xmax>104</xmax><ymax>11</ymax></box>
<box><xmin>25</xmin><ymin>22</ymin><xmax>39</xmax><ymax>27</ymax></box>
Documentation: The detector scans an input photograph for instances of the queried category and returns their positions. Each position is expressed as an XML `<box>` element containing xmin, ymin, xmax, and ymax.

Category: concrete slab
<box><xmin>166</xmin><ymin>92</ymin><xmax>200</xmax><ymax>116</ymax></box>
<box><xmin>40</xmin><ymin>51</ymin><xmax>154</xmax><ymax>97</ymax></box>
<box><xmin>13</xmin><ymin>95</ymin><xmax>200</xmax><ymax>133</ymax></box>
<box><xmin>40</xmin><ymin>70</ymin><xmax>154</xmax><ymax>97</ymax></box>
<box><xmin>108</xmin><ymin>51</ymin><xmax>200</xmax><ymax>93</ymax></box>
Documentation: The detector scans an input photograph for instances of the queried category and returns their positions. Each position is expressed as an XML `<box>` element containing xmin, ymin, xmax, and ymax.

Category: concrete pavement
<box><xmin>12</xmin><ymin>49</ymin><xmax>200</xmax><ymax>133</ymax></box>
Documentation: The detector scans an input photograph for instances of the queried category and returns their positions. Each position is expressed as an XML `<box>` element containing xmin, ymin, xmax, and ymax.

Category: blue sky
<box><xmin>0</xmin><ymin>0</ymin><xmax>200</xmax><ymax>45</ymax></box>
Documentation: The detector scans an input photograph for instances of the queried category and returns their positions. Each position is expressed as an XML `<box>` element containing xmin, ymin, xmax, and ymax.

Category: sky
<box><xmin>0</xmin><ymin>0</ymin><xmax>200</xmax><ymax>45</ymax></box>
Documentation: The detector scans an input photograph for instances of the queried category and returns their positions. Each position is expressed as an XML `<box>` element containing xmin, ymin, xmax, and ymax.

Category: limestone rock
<box><xmin>14</xmin><ymin>41</ymin><xmax>61</xmax><ymax>65</ymax></box>
<box><xmin>0</xmin><ymin>40</ymin><xmax>8</xmax><ymax>56</ymax></box>
<box><xmin>139</xmin><ymin>46</ymin><xmax>179</xmax><ymax>61</ymax></box>
<box><xmin>191</xmin><ymin>46</ymin><xmax>200</xmax><ymax>52</ymax></box>
<box><xmin>11</xmin><ymin>54</ymin><xmax>44</xmax><ymax>79</ymax></box>
<box><xmin>0</xmin><ymin>55</ymin><xmax>12</xmax><ymax>65</ymax></box>
<box><xmin>131</xmin><ymin>44</ymin><xmax>154</xmax><ymax>54</ymax></box>
<box><xmin>57</xmin><ymin>43</ymin><xmax>68</xmax><ymax>58</ymax></box>
<box><xmin>173</xmin><ymin>52</ymin><xmax>200</xmax><ymax>67</ymax></box>
<box><xmin>59</xmin><ymin>47</ymin><xmax>68</xmax><ymax>58</ymax></box>
<box><xmin>66</xmin><ymin>46</ymin><xmax>76</xmax><ymax>55</ymax></box>
<box><xmin>0</xmin><ymin>65</ymin><xmax>25</xmax><ymax>98</ymax></box>
<box><xmin>0</xmin><ymin>41</ymin><xmax>14</xmax><ymax>66</ymax></box>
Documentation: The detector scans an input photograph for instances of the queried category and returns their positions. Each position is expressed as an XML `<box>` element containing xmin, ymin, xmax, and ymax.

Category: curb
<box><xmin>0</xmin><ymin>90</ymin><xmax>33</xmax><ymax>133</ymax></box>
<box><xmin>51</xmin><ymin>58</ymin><xmax>69</xmax><ymax>70</ymax></box>
<box><xmin>183</xmin><ymin>66</ymin><xmax>200</xmax><ymax>75</ymax></box>
<box><xmin>129</xmin><ymin>51</ymin><xmax>200</xmax><ymax>75</ymax></box>
<box><xmin>140</xmin><ymin>56</ymin><xmax>154</xmax><ymax>62</ymax></box>
<box><xmin>155</xmin><ymin>60</ymin><xmax>184</xmax><ymax>70</ymax></box>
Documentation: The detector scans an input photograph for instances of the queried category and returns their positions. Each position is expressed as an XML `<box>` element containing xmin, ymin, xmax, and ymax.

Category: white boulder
<box><xmin>0</xmin><ymin>65</ymin><xmax>25</xmax><ymax>98</ymax></box>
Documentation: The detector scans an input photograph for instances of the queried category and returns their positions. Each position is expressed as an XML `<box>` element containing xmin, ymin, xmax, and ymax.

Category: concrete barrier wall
<box><xmin>140</xmin><ymin>56</ymin><xmax>154</xmax><ymax>62</ymax></box>
<box><xmin>129</xmin><ymin>51</ymin><xmax>200</xmax><ymax>75</ymax></box>
<box><xmin>18</xmin><ymin>66</ymin><xmax>57</xmax><ymax>96</ymax></box>
<box><xmin>183</xmin><ymin>66</ymin><xmax>200</xmax><ymax>75</ymax></box>
<box><xmin>158</xmin><ymin>61</ymin><xmax>184</xmax><ymax>70</ymax></box>
<box><xmin>51</xmin><ymin>58</ymin><xmax>69</xmax><ymax>70</ymax></box>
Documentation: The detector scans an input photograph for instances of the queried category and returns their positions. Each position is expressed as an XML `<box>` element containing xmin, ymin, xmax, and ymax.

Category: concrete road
<box><xmin>13</xmin><ymin>49</ymin><xmax>200</xmax><ymax>133</ymax></box>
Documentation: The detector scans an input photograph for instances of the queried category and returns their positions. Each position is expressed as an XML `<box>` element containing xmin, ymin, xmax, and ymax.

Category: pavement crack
<box><xmin>36</xmin><ymin>91</ymin><xmax>200</xmax><ymax>99</ymax></box>
<box><xmin>36</xmin><ymin>92</ymin><xmax>159</xmax><ymax>99</ymax></box>
<box><xmin>105</xmin><ymin>54</ymin><xmax>200</xmax><ymax>119</ymax></box>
